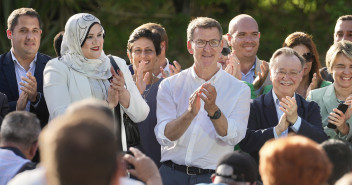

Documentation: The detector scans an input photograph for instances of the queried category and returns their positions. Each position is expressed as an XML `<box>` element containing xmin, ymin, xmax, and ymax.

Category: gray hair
<box><xmin>269</xmin><ymin>47</ymin><xmax>305</xmax><ymax>70</ymax></box>
<box><xmin>326</xmin><ymin>40</ymin><xmax>352</xmax><ymax>73</ymax></box>
<box><xmin>1</xmin><ymin>111</ymin><xmax>41</xmax><ymax>147</ymax></box>
<box><xmin>186</xmin><ymin>17</ymin><xmax>222</xmax><ymax>41</ymax></box>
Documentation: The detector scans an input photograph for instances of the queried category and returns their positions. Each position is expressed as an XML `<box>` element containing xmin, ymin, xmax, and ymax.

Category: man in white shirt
<box><xmin>227</xmin><ymin>14</ymin><xmax>271</xmax><ymax>93</ymax></box>
<box><xmin>155</xmin><ymin>17</ymin><xmax>251</xmax><ymax>185</ymax></box>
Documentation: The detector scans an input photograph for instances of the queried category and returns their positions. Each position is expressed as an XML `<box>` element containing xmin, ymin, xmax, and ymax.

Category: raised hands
<box><xmin>275</xmin><ymin>113</ymin><xmax>290</xmax><ymax>136</ymax></box>
<box><xmin>225</xmin><ymin>53</ymin><xmax>242</xmax><ymax>80</ymax></box>
<box><xmin>107</xmin><ymin>66</ymin><xmax>130</xmax><ymax>108</ymax></box>
<box><xmin>161</xmin><ymin>60</ymin><xmax>181</xmax><ymax>78</ymax></box>
<box><xmin>19</xmin><ymin>71</ymin><xmax>37</xmax><ymax>102</ymax></box>
<box><xmin>279</xmin><ymin>96</ymin><xmax>298</xmax><ymax>124</ymax></box>
<box><xmin>16</xmin><ymin>91</ymin><xmax>28</xmax><ymax>110</ymax></box>
<box><xmin>135</xmin><ymin>61</ymin><xmax>150</xmax><ymax>94</ymax></box>
<box><xmin>188</xmin><ymin>88</ymin><xmax>201</xmax><ymax>117</ymax></box>
<box><xmin>199</xmin><ymin>82</ymin><xmax>218</xmax><ymax>116</ymax></box>
<box><xmin>123</xmin><ymin>147</ymin><xmax>162</xmax><ymax>185</ymax></box>
<box><xmin>253</xmin><ymin>60</ymin><xmax>269</xmax><ymax>90</ymax></box>
<box><xmin>306</xmin><ymin>73</ymin><xmax>319</xmax><ymax>98</ymax></box>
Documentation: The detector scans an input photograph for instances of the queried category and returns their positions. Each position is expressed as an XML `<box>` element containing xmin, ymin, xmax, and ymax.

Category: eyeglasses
<box><xmin>132</xmin><ymin>49</ymin><xmax>155</xmax><ymax>56</ymax></box>
<box><xmin>221</xmin><ymin>47</ymin><xmax>231</xmax><ymax>56</ymax></box>
<box><xmin>192</xmin><ymin>39</ymin><xmax>221</xmax><ymax>48</ymax></box>
<box><xmin>274</xmin><ymin>70</ymin><xmax>301</xmax><ymax>78</ymax></box>
<box><xmin>302</xmin><ymin>52</ymin><xmax>314</xmax><ymax>62</ymax></box>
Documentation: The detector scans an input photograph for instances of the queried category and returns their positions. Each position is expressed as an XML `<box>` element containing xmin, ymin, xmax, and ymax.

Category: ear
<box><xmin>29</xmin><ymin>141</ymin><xmax>39</xmax><ymax>160</ymax></box>
<box><xmin>187</xmin><ymin>41</ymin><xmax>193</xmax><ymax>54</ymax></box>
<box><xmin>127</xmin><ymin>51</ymin><xmax>132</xmax><ymax>62</ymax></box>
<box><xmin>160</xmin><ymin>41</ymin><xmax>166</xmax><ymax>52</ymax></box>
<box><xmin>6</xmin><ymin>29</ymin><xmax>12</xmax><ymax>39</ymax></box>
<box><xmin>258</xmin><ymin>32</ymin><xmax>261</xmax><ymax>39</ymax></box>
<box><xmin>227</xmin><ymin>33</ymin><xmax>232</xmax><ymax>46</ymax></box>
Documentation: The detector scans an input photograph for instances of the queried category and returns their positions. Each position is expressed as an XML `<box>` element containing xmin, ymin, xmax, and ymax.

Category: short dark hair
<box><xmin>127</xmin><ymin>27</ymin><xmax>162</xmax><ymax>55</ymax></box>
<box><xmin>53</xmin><ymin>31</ymin><xmax>64</xmax><ymax>57</ymax></box>
<box><xmin>7</xmin><ymin>8</ymin><xmax>41</xmax><ymax>32</ymax></box>
<box><xmin>142</xmin><ymin>23</ymin><xmax>168</xmax><ymax>51</ymax></box>
<box><xmin>321</xmin><ymin>139</ymin><xmax>352</xmax><ymax>185</ymax></box>
<box><xmin>337</xmin><ymin>15</ymin><xmax>352</xmax><ymax>22</ymax></box>
<box><xmin>187</xmin><ymin>17</ymin><xmax>222</xmax><ymax>41</ymax></box>
<box><xmin>0</xmin><ymin>111</ymin><xmax>40</xmax><ymax>147</ymax></box>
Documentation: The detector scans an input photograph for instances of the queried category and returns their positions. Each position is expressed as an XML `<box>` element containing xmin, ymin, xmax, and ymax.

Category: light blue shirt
<box><xmin>10</xmin><ymin>50</ymin><xmax>38</xmax><ymax>111</ymax></box>
<box><xmin>272</xmin><ymin>90</ymin><xmax>302</xmax><ymax>138</ymax></box>
<box><xmin>241</xmin><ymin>59</ymin><xmax>256</xmax><ymax>84</ymax></box>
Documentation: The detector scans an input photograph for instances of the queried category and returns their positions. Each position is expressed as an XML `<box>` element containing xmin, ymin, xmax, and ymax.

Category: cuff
<box><xmin>290</xmin><ymin>116</ymin><xmax>302</xmax><ymax>133</ymax></box>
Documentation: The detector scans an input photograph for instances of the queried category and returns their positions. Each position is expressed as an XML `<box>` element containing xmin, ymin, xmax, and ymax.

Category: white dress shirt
<box><xmin>271</xmin><ymin>90</ymin><xmax>302</xmax><ymax>138</ymax></box>
<box><xmin>155</xmin><ymin>65</ymin><xmax>251</xmax><ymax>170</ymax></box>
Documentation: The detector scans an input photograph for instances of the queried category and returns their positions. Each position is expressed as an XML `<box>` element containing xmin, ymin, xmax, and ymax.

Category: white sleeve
<box><xmin>43</xmin><ymin>59</ymin><xmax>71</xmax><ymax>120</ymax></box>
<box><xmin>155</xmin><ymin>79</ymin><xmax>176</xmax><ymax>146</ymax></box>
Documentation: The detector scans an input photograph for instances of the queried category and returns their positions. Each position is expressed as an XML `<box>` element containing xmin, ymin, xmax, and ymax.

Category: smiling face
<box><xmin>81</xmin><ymin>24</ymin><xmax>104</xmax><ymax>59</ymax></box>
<box><xmin>7</xmin><ymin>15</ymin><xmax>42</xmax><ymax>59</ymax></box>
<box><xmin>332</xmin><ymin>53</ymin><xmax>352</xmax><ymax>89</ymax></box>
<box><xmin>187</xmin><ymin>27</ymin><xmax>223</xmax><ymax>71</ymax></box>
<box><xmin>292</xmin><ymin>44</ymin><xmax>312</xmax><ymax>77</ymax></box>
<box><xmin>129</xmin><ymin>37</ymin><xmax>159</xmax><ymax>74</ymax></box>
<box><xmin>270</xmin><ymin>54</ymin><xmax>303</xmax><ymax>99</ymax></box>
<box><xmin>229</xmin><ymin>17</ymin><xmax>260</xmax><ymax>60</ymax></box>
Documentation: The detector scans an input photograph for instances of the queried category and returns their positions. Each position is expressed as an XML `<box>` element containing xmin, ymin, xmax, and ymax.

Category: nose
<box><xmin>343</xmin><ymin>67</ymin><xmax>351</xmax><ymax>74</ymax></box>
<box><xmin>26</xmin><ymin>32</ymin><xmax>33</xmax><ymax>39</ymax></box>
<box><xmin>203</xmin><ymin>42</ymin><xmax>211</xmax><ymax>51</ymax></box>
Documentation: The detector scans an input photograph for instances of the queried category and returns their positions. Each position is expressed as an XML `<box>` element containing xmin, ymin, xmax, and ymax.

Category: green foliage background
<box><xmin>0</xmin><ymin>0</ymin><xmax>351</xmax><ymax>68</ymax></box>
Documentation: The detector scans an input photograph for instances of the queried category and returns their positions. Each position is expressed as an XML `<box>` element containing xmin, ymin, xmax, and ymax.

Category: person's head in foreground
<box><xmin>212</xmin><ymin>151</ymin><xmax>258</xmax><ymax>185</ymax></box>
<box><xmin>39</xmin><ymin>106</ymin><xmax>118</xmax><ymax>185</ymax></box>
<box><xmin>259</xmin><ymin>135</ymin><xmax>332</xmax><ymax>185</ymax></box>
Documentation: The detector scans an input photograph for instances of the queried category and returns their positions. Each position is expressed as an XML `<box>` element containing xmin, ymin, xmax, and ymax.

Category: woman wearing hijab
<box><xmin>43</xmin><ymin>13</ymin><xmax>149</xmax><ymax>151</ymax></box>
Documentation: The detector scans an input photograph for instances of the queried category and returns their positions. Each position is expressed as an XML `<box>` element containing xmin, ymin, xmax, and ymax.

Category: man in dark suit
<box><xmin>239</xmin><ymin>47</ymin><xmax>328</xmax><ymax>162</ymax></box>
<box><xmin>0</xmin><ymin>8</ymin><xmax>51</xmax><ymax>128</ymax></box>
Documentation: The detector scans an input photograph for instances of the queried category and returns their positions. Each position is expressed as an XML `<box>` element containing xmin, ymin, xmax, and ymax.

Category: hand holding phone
<box><xmin>327</xmin><ymin>103</ymin><xmax>349</xmax><ymax>129</ymax></box>
<box><xmin>123</xmin><ymin>150</ymin><xmax>135</xmax><ymax>169</ymax></box>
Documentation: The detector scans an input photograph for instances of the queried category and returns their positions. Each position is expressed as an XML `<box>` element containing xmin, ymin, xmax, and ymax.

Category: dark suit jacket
<box><xmin>0</xmin><ymin>51</ymin><xmax>51</xmax><ymax>128</ymax></box>
<box><xmin>0</xmin><ymin>92</ymin><xmax>9</xmax><ymax>125</ymax></box>
<box><xmin>239</xmin><ymin>90</ymin><xmax>328</xmax><ymax>161</ymax></box>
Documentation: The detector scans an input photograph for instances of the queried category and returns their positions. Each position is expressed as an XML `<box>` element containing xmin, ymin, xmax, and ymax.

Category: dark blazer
<box><xmin>239</xmin><ymin>90</ymin><xmax>328</xmax><ymax>161</ymax></box>
<box><xmin>0</xmin><ymin>51</ymin><xmax>51</xmax><ymax>128</ymax></box>
<box><xmin>0</xmin><ymin>92</ymin><xmax>9</xmax><ymax>125</ymax></box>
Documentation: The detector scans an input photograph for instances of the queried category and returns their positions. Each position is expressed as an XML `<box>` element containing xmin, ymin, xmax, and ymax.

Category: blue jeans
<box><xmin>159</xmin><ymin>164</ymin><xmax>213</xmax><ymax>185</ymax></box>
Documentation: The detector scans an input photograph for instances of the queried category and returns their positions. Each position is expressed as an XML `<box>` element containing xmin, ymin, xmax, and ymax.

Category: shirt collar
<box><xmin>10</xmin><ymin>49</ymin><xmax>37</xmax><ymax>69</ymax></box>
<box><xmin>190</xmin><ymin>63</ymin><xmax>222</xmax><ymax>84</ymax></box>
<box><xmin>272</xmin><ymin>89</ymin><xmax>296</xmax><ymax>105</ymax></box>
<box><xmin>0</xmin><ymin>146</ymin><xmax>27</xmax><ymax>159</ymax></box>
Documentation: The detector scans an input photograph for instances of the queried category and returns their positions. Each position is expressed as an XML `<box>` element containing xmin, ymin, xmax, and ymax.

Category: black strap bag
<box><xmin>108</xmin><ymin>55</ymin><xmax>140</xmax><ymax>148</ymax></box>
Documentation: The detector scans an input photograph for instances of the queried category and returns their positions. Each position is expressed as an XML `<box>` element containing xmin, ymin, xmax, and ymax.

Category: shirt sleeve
<box><xmin>155</xmin><ymin>79</ymin><xmax>176</xmax><ymax>146</ymax></box>
<box><xmin>215</xmin><ymin>83</ymin><xmax>251</xmax><ymax>145</ymax></box>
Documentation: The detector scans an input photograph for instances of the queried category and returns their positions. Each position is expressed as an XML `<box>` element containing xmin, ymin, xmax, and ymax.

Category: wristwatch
<box><xmin>208</xmin><ymin>108</ymin><xmax>221</xmax><ymax>120</ymax></box>
<box><xmin>31</xmin><ymin>92</ymin><xmax>40</xmax><ymax>105</ymax></box>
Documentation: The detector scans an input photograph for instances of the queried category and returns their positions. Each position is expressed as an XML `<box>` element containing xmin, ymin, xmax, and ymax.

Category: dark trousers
<box><xmin>159</xmin><ymin>164</ymin><xmax>212</xmax><ymax>185</ymax></box>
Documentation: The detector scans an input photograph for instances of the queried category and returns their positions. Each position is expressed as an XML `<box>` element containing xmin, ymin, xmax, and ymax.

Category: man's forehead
<box><xmin>335</xmin><ymin>20</ymin><xmax>352</xmax><ymax>31</ymax></box>
<box><xmin>193</xmin><ymin>27</ymin><xmax>221</xmax><ymax>39</ymax></box>
<box><xmin>233</xmin><ymin>18</ymin><xmax>258</xmax><ymax>33</ymax></box>
<box><xmin>272</xmin><ymin>55</ymin><xmax>302</xmax><ymax>69</ymax></box>
<box><xmin>15</xmin><ymin>15</ymin><xmax>40</xmax><ymax>28</ymax></box>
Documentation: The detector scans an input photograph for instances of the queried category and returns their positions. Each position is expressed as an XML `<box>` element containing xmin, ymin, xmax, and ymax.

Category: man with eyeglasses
<box><xmin>239</xmin><ymin>47</ymin><xmax>328</xmax><ymax>163</ymax></box>
<box><xmin>320</xmin><ymin>15</ymin><xmax>352</xmax><ymax>82</ymax></box>
<box><xmin>227</xmin><ymin>14</ymin><xmax>271</xmax><ymax>94</ymax></box>
<box><xmin>155</xmin><ymin>17</ymin><xmax>251</xmax><ymax>185</ymax></box>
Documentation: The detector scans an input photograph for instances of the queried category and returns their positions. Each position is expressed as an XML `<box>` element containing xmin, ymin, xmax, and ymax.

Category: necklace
<box><xmin>143</xmin><ymin>73</ymin><xmax>157</xmax><ymax>102</ymax></box>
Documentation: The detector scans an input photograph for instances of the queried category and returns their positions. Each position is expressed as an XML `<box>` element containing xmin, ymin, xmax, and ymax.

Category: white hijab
<box><xmin>60</xmin><ymin>13</ymin><xmax>111</xmax><ymax>100</ymax></box>
<box><xmin>60</xmin><ymin>13</ymin><xmax>111</xmax><ymax>80</ymax></box>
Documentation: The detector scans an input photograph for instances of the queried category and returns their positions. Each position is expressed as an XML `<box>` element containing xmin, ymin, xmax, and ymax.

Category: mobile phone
<box><xmin>123</xmin><ymin>150</ymin><xmax>135</xmax><ymax>169</ymax></box>
<box><xmin>327</xmin><ymin>103</ymin><xmax>349</xmax><ymax>129</ymax></box>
